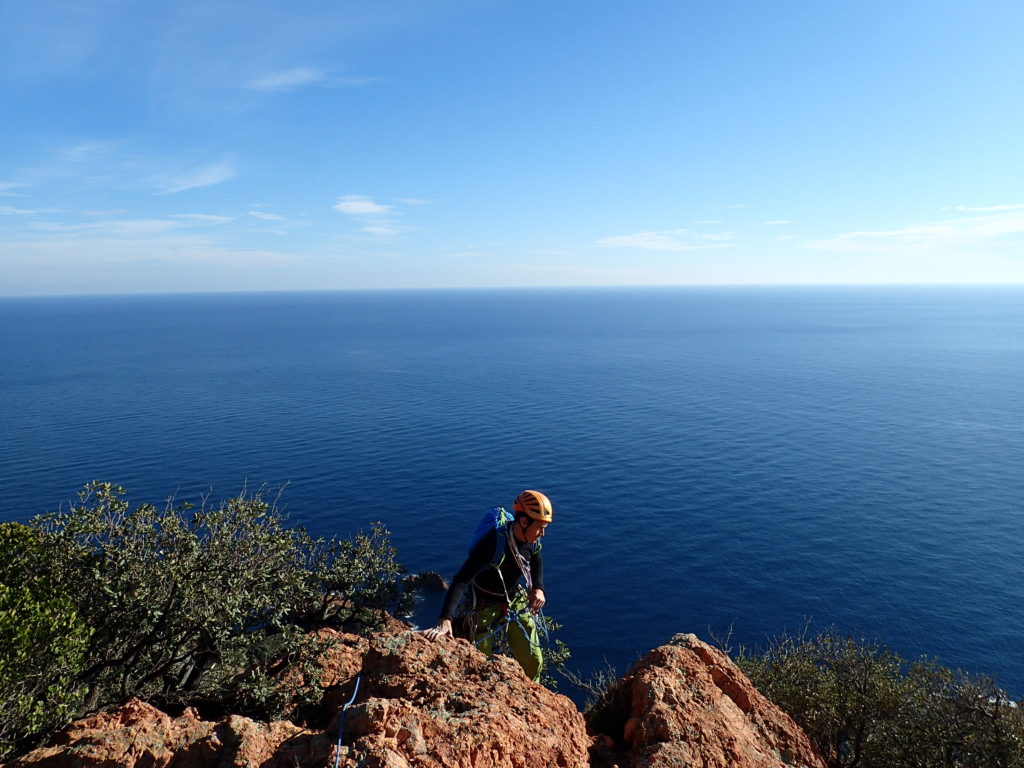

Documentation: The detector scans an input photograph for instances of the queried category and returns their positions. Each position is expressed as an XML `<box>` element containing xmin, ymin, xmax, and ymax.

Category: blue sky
<box><xmin>2</xmin><ymin>0</ymin><xmax>1023</xmax><ymax>295</ymax></box>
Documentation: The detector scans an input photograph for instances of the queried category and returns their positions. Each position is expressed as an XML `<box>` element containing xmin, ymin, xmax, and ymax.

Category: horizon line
<box><xmin>4</xmin><ymin>280</ymin><xmax>1024</xmax><ymax>300</ymax></box>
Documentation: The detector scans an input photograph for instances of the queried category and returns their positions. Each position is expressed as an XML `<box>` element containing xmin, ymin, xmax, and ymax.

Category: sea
<box><xmin>2</xmin><ymin>286</ymin><xmax>1022</xmax><ymax>701</ymax></box>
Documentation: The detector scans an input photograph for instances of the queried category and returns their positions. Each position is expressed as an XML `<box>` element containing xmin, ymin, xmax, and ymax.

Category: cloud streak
<box><xmin>333</xmin><ymin>195</ymin><xmax>394</xmax><ymax>216</ymax></box>
<box><xmin>954</xmin><ymin>204</ymin><xmax>1024</xmax><ymax>212</ymax></box>
<box><xmin>244</xmin><ymin>67</ymin><xmax>327</xmax><ymax>92</ymax></box>
<box><xmin>15</xmin><ymin>143</ymin><xmax>236</xmax><ymax>197</ymax></box>
<box><xmin>595</xmin><ymin>229</ymin><xmax>737</xmax><ymax>252</ymax></box>
<box><xmin>243</xmin><ymin>67</ymin><xmax>380</xmax><ymax>93</ymax></box>
<box><xmin>29</xmin><ymin>214</ymin><xmax>236</xmax><ymax>236</ymax></box>
<box><xmin>332</xmin><ymin>195</ymin><xmax>414</xmax><ymax>237</ymax></box>
<box><xmin>155</xmin><ymin>162</ymin><xmax>236</xmax><ymax>195</ymax></box>
<box><xmin>172</xmin><ymin>213</ymin><xmax>235</xmax><ymax>224</ymax></box>
<box><xmin>0</xmin><ymin>182</ymin><xmax>28</xmax><ymax>197</ymax></box>
<box><xmin>807</xmin><ymin>208</ymin><xmax>1024</xmax><ymax>254</ymax></box>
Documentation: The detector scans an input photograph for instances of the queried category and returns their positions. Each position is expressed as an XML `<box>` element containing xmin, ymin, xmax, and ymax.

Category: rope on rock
<box><xmin>333</xmin><ymin>673</ymin><xmax>362</xmax><ymax>768</ymax></box>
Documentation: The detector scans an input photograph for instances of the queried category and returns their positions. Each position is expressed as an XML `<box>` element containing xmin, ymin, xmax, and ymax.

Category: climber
<box><xmin>422</xmin><ymin>489</ymin><xmax>552</xmax><ymax>682</ymax></box>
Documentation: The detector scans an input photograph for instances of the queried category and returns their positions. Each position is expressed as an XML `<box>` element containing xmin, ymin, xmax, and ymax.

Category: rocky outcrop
<box><xmin>7</xmin><ymin>628</ymin><xmax>823</xmax><ymax>768</ymax></box>
<box><xmin>403</xmin><ymin>571</ymin><xmax>449</xmax><ymax>592</ymax></box>
<box><xmin>587</xmin><ymin>633</ymin><xmax>826</xmax><ymax>768</ymax></box>
<box><xmin>340</xmin><ymin>630</ymin><xmax>589</xmax><ymax>767</ymax></box>
<box><xmin>8</xmin><ymin>627</ymin><xmax>589</xmax><ymax>768</ymax></box>
<box><xmin>2</xmin><ymin>699</ymin><xmax>334</xmax><ymax>768</ymax></box>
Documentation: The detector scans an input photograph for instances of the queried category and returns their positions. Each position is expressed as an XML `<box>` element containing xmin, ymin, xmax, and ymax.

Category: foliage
<box><xmin>296</xmin><ymin>522</ymin><xmax>410</xmax><ymax>631</ymax></box>
<box><xmin>477</xmin><ymin>607</ymin><xmax>571</xmax><ymax>690</ymax></box>
<box><xmin>0</xmin><ymin>482</ymin><xmax>409</xmax><ymax>756</ymax></box>
<box><xmin>536</xmin><ymin>613</ymin><xmax>571</xmax><ymax>690</ymax></box>
<box><xmin>735</xmin><ymin>626</ymin><xmax>1024</xmax><ymax>768</ymax></box>
<box><xmin>561</xmin><ymin>659</ymin><xmax>621</xmax><ymax>710</ymax></box>
<box><xmin>0</xmin><ymin>524</ymin><xmax>91</xmax><ymax>757</ymax></box>
<box><xmin>561</xmin><ymin>658</ymin><xmax>623</xmax><ymax>740</ymax></box>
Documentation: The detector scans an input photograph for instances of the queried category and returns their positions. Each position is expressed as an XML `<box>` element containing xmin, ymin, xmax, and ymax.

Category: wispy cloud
<box><xmin>0</xmin><ymin>182</ymin><xmax>28</xmax><ymax>197</ymax></box>
<box><xmin>0</xmin><ymin>204</ymin><xmax>36</xmax><ymax>215</ymax></box>
<box><xmin>2</xmin><ymin>235</ymin><xmax>302</xmax><ymax>274</ymax></box>
<box><xmin>953</xmin><ymin>203</ymin><xmax>1024</xmax><ymax>212</ymax></box>
<box><xmin>249</xmin><ymin>211</ymin><xmax>287</xmax><ymax>221</ymax></box>
<box><xmin>331</xmin><ymin>195</ymin><xmax>413</xmax><ymax>237</ymax></box>
<box><xmin>172</xmin><ymin>213</ymin><xmax>234</xmax><ymax>224</ymax></box>
<box><xmin>244</xmin><ymin>67</ymin><xmax>328</xmax><ymax>92</ymax></box>
<box><xmin>29</xmin><ymin>214</ymin><xmax>234</xmax><ymax>236</ymax></box>
<box><xmin>360</xmin><ymin>225</ymin><xmax>403</xmax><ymax>236</ymax></box>
<box><xmin>243</xmin><ymin>67</ymin><xmax>379</xmax><ymax>92</ymax></box>
<box><xmin>16</xmin><ymin>143</ymin><xmax>236</xmax><ymax>198</ymax></box>
<box><xmin>155</xmin><ymin>162</ymin><xmax>235</xmax><ymax>195</ymax></box>
<box><xmin>334</xmin><ymin>195</ymin><xmax>394</xmax><ymax>216</ymax></box>
<box><xmin>595</xmin><ymin>229</ymin><xmax>737</xmax><ymax>252</ymax></box>
<box><xmin>806</xmin><ymin>207</ymin><xmax>1024</xmax><ymax>254</ymax></box>
<box><xmin>32</xmin><ymin>219</ymin><xmax>184</xmax><ymax>236</ymax></box>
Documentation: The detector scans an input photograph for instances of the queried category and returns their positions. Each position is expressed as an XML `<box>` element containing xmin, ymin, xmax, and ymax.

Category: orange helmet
<box><xmin>513</xmin><ymin>490</ymin><xmax>553</xmax><ymax>523</ymax></box>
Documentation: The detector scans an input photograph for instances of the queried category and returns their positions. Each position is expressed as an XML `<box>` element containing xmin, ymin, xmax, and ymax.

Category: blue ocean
<box><xmin>2</xmin><ymin>286</ymin><xmax>1022</xmax><ymax>699</ymax></box>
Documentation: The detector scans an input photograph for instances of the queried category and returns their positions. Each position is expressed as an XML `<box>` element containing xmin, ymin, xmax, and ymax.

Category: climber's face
<box><xmin>521</xmin><ymin>518</ymin><xmax>547</xmax><ymax>544</ymax></box>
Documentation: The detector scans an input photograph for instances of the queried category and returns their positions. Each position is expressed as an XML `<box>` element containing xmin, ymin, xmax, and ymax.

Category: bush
<box><xmin>0</xmin><ymin>482</ymin><xmax>409</xmax><ymax>756</ymax></box>
<box><xmin>735</xmin><ymin>626</ymin><xmax>1024</xmax><ymax>768</ymax></box>
<box><xmin>0</xmin><ymin>524</ymin><xmax>91</xmax><ymax>757</ymax></box>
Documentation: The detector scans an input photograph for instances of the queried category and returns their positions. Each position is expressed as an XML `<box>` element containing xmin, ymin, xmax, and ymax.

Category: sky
<box><xmin>2</xmin><ymin>0</ymin><xmax>1024</xmax><ymax>295</ymax></box>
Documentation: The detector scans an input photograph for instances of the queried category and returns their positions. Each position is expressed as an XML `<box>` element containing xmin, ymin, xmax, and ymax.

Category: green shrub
<box><xmin>4</xmin><ymin>482</ymin><xmax>408</xmax><ymax>742</ymax></box>
<box><xmin>537</xmin><ymin>614</ymin><xmax>572</xmax><ymax>690</ymax></box>
<box><xmin>0</xmin><ymin>523</ymin><xmax>91</xmax><ymax>757</ymax></box>
<box><xmin>735</xmin><ymin>627</ymin><xmax>1024</xmax><ymax>768</ymax></box>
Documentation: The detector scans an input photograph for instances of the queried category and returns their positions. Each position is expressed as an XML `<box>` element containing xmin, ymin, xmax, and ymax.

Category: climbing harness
<box><xmin>332</xmin><ymin>673</ymin><xmax>362</xmax><ymax>768</ymax></box>
<box><xmin>470</xmin><ymin>590</ymin><xmax>550</xmax><ymax>654</ymax></box>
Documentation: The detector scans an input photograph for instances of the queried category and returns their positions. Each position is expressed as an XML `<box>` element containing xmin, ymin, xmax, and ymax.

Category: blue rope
<box><xmin>333</xmin><ymin>673</ymin><xmax>362</xmax><ymax>768</ymax></box>
<box><xmin>508</xmin><ymin>610</ymin><xmax>547</xmax><ymax>650</ymax></box>
<box><xmin>535</xmin><ymin>607</ymin><xmax>551</xmax><ymax>644</ymax></box>
<box><xmin>471</xmin><ymin>603</ymin><xmax>518</xmax><ymax>649</ymax></box>
<box><xmin>473</xmin><ymin>617</ymin><xmax>509</xmax><ymax>648</ymax></box>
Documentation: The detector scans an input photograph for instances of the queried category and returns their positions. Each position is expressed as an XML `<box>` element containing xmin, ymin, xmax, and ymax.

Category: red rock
<box><xmin>8</xmin><ymin>626</ymin><xmax>589</xmax><ymax>768</ymax></box>
<box><xmin>587</xmin><ymin>633</ymin><xmax>826</xmax><ymax>768</ymax></box>
<box><xmin>7</xmin><ymin>627</ymin><xmax>823</xmax><ymax>768</ymax></box>
<box><xmin>342</xmin><ymin>630</ymin><xmax>590</xmax><ymax>768</ymax></box>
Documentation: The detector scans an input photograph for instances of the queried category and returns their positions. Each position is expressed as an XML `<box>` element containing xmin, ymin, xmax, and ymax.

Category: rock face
<box><xmin>2</xmin><ymin>699</ymin><xmax>335</xmax><ymax>768</ymax></box>
<box><xmin>7</xmin><ymin>627</ymin><xmax>589</xmax><ymax>768</ymax></box>
<box><xmin>404</xmin><ymin>571</ymin><xmax>449</xmax><ymax>592</ymax></box>
<box><xmin>341</xmin><ymin>630</ymin><xmax>589</xmax><ymax>768</ymax></box>
<box><xmin>587</xmin><ymin>633</ymin><xmax>826</xmax><ymax>768</ymax></box>
<box><xmin>7</xmin><ymin>628</ymin><xmax>823</xmax><ymax>768</ymax></box>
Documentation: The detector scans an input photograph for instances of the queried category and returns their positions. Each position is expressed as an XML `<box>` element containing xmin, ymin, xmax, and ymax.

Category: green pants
<box><xmin>473</xmin><ymin>592</ymin><xmax>543</xmax><ymax>683</ymax></box>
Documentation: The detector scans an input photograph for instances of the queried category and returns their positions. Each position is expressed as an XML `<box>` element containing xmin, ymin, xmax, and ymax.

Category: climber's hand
<box><xmin>529</xmin><ymin>588</ymin><xmax>546</xmax><ymax>612</ymax></box>
<box><xmin>422</xmin><ymin>619</ymin><xmax>454</xmax><ymax>641</ymax></box>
